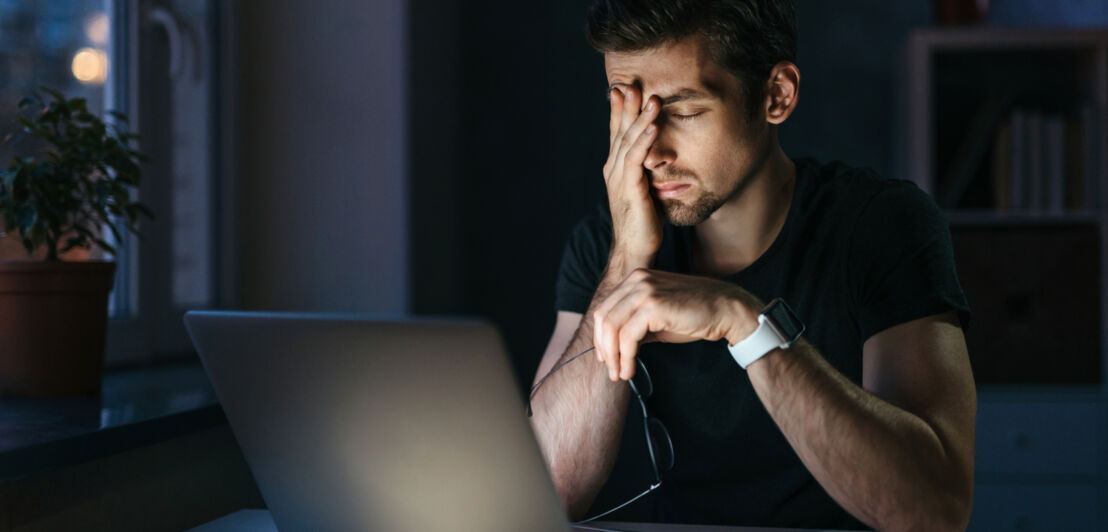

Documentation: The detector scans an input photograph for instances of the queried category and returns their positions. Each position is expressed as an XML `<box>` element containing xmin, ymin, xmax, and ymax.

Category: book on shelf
<box><xmin>1065</xmin><ymin>114</ymin><xmax>1086</xmax><ymax>210</ymax></box>
<box><xmin>1025</xmin><ymin>110</ymin><xmax>1043</xmax><ymax>212</ymax></box>
<box><xmin>1081</xmin><ymin>103</ymin><xmax>1101</xmax><ymax>211</ymax></box>
<box><xmin>991</xmin><ymin>119</ymin><xmax>1010</xmax><ymax>210</ymax></box>
<box><xmin>963</xmin><ymin>103</ymin><xmax>1102</xmax><ymax>213</ymax></box>
<box><xmin>1008</xmin><ymin>109</ymin><xmax>1025</xmax><ymax>210</ymax></box>
<box><xmin>1045</xmin><ymin>115</ymin><xmax>1066</xmax><ymax>214</ymax></box>
<box><xmin>939</xmin><ymin>94</ymin><xmax>1012</xmax><ymax>209</ymax></box>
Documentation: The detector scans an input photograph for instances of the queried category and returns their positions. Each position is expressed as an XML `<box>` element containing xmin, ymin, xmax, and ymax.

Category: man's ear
<box><xmin>764</xmin><ymin>61</ymin><xmax>800</xmax><ymax>125</ymax></box>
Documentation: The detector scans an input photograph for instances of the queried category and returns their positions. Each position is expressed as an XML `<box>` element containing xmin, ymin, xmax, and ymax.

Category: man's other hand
<box><xmin>592</xmin><ymin>268</ymin><xmax>764</xmax><ymax>381</ymax></box>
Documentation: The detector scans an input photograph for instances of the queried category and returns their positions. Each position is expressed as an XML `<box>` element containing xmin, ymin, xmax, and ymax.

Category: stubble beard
<box><xmin>650</xmin><ymin>168</ymin><xmax>728</xmax><ymax>227</ymax></box>
<box><xmin>658</xmin><ymin>192</ymin><xmax>726</xmax><ymax>227</ymax></box>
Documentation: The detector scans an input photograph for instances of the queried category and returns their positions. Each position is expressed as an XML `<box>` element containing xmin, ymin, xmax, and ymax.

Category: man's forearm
<box><xmin>747</xmin><ymin>340</ymin><xmax>972</xmax><ymax>531</ymax></box>
<box><xmin>530</xmin><ymin>253</ymin><xmax>647</xmax><ymax>518</ymax></box>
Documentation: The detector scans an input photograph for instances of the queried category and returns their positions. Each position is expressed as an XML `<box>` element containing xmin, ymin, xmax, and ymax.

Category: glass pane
<box><xmin>166</xmin><ymin>0</ymin><xmax>214</xmax><ymax>307</ymax></box>
<box><xmin>0</xmin><ymin>0</ymin><xmax>114</xmax><ymax>262</ymax></box>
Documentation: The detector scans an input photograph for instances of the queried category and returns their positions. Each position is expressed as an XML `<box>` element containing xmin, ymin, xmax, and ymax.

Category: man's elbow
<box><xmin>935</xmin><ymin>487</ymin><xmax>973</xmax><ymax>532</ymax></box>
<box><xmin>901</xmin><ymin>432</ymin><xmax>975</xmax><ymax>531</ymax></box>
<box><xmin>550</xmin><ymin>470</ymin><xmax>595</xmax><ymax>522</ymax></box>
<box><xmin>934</xmin><ymin>456</ymin><xmax>975</xmax><ymax>530</ymax></box>
<box><xmin>876</xmin><ymin>482</ymin><xmax>973</xmax><ymax>531</ymax></box>
<box><xmin>560</xmin><ymin>491</ymin><xmax>589</xmax><ymax>523</ymax></box>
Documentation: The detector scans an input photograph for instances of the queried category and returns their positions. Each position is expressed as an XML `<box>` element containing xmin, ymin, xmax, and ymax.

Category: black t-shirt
<box><xmin>552</xmin><ymin>158</ymin><xmax>970</xmax><ymax>529</ymax></box>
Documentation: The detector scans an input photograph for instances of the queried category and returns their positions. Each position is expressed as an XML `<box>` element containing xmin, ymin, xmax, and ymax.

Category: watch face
<box><xmin>764</xmin><ymin>298</ymin><xmax>805</xmax><ymax>342</ymax></box>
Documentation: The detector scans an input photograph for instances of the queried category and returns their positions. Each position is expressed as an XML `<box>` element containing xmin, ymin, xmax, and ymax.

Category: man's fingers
<box><xmin>605</xmin><ymin>324</ymin><xmax>622</xmax><ymax>382</ymax></box>
<box><xmin>593</xmin><ymin>308</ymin><xmax>609</xmax><ymax>366</ymax></box>
<box><xmin>594</xmin><ymin>310</ymin><xmax>620</xmax><ymax>381</ymax></box>
<box><xmin>606</xmin><ymin>89</ymin><xmax>658</xmax><ymax>188</ymax></box>
<box><xmin>615</xmin><ymin>96</ymin><xmax>660</xmax><ymax>174</ymax></box>
<box><xmin>591</xmin><ymin>272</ymin><xmax>643</xmax><ymax>357</ymax></box>
<box><xmin>605</xmin><ymin>87</ymin><xmax>629</xmax><ymax>183</ymax></box>
<box><xmin>618</xmin><ymin>310</ymin><xmax>653</xmax><ymax>381</ymax></box>
<box><xmin>596</xmin><ymin>283</ymin><xmax>649</xmax><ymax>382</ymax></box>
<box><xmin>623</xmin><ymin>121</ymin><xmax>657</xmax><ymax>174</ymax></box>
<box><xmin>594</xmin><ymin>308</ymin><xmax>623</xmax><ymax>382</ymax></box>
<box><xmin>608</xmin><ymin>88</ymin><xmax>623</xmax><ymax>150</ymax></box>
<box><xmin>620</xmin><ymin>85</ymin><xmax>642</xmax><ymax>136</ymax></box>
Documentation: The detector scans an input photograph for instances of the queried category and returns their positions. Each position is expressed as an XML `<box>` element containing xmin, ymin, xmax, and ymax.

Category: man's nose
<box><xmin>643</xmin><ymin>135</ymin><xmax>675</xmax><ymax>171</ymax></box>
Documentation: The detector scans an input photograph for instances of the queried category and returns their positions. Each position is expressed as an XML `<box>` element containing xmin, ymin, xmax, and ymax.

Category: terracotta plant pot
<box><xmin>0</xmin><ymin>261</ymin><xmax>116</xmax><ymax>396</ymax></box>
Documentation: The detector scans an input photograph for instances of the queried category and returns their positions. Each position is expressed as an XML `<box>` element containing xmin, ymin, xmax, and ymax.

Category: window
<box><xmin>0</xmin><ymin>0</ymin><xmax>224</xmax><ymax>364</ymax></box>
<box><xmin>0</xmin><ymin>0</ymin><xmax>113</xmax><ymax>261</ymax></box>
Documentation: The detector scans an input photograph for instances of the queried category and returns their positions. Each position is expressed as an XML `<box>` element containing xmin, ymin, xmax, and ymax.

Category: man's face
<box><xmin>604</xmin><ymin>35</ymin><xmax>770</xmax><ymax>226</ymax></box>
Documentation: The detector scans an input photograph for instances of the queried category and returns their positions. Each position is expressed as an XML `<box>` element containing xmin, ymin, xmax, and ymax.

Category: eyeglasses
<box><xmin>627</xmin><ymin>356</ymin><xmax>674</xmax><ymax>489</ymax></box>
<box><xmin>528</xmin><ymin>347</ymin><xmax>673</xmax><ymax>524</ymax></box>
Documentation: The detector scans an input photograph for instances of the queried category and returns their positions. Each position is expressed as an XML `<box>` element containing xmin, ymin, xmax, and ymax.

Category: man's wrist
<box><xmin>606</xmin><ymin>248</ymin><xmax>654</xmax><ymax>278</ymax></box>
<box><xmin>724</xmin><ymin>296</ymin><xmax>761</xmax><ymax>347</ymax></box>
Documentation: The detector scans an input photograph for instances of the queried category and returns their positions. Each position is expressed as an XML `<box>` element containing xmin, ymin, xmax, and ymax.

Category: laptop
<box><xmin>184</xmin><ymin>311</ymin><xmax>573</xmax><ymax>532</ymax></box>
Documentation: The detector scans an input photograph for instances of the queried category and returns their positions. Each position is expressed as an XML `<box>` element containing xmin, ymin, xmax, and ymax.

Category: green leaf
<box><xmin>40</xmin><ymin>86</ymin><xmax>63</xmax><ymax>100</ymax></box>
<box><xmin>102</xmin><ymin>219</ymin><xmax>124</xmax><ymax>242</ymax></box>
<box><xmin>61</xmin><ymin>235</ymin><xmax>85</xmax><ymax>254</ymax></box>
<box><xmin>93</xmin><ymin>237</ymin><xmax>115</xmax><ymax>254</ymax></box>
<box><xmin>16</xmin><ymin>205</ymin><xmax>35</xmax><ymax>232</ymax></box>
<box><xmin>133</xmin><ymin>203</ymin><xmax>155</xmax><ymax>220</ymax></box>
<box><xmin>29</xmin><ymin>223</ymin><xmax>45</xmax><ymax>249</ymax></box>
<box><xmin>2</xmin><ymin>87</ymin><xmax>152</xmax><ymax>257</ymax></box>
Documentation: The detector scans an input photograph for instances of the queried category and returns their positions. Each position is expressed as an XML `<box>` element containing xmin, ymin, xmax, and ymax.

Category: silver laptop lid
<box><xmin>184</xmin><ymin>311</ymin><xmax>570</xmax><ymax>532</ymax></box>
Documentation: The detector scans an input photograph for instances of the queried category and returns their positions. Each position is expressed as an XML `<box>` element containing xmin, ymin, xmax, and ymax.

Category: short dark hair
<box><xmin>585</xmin><ymin>0</ymin><xmax>797</xmax><ymax>120</ymax></box>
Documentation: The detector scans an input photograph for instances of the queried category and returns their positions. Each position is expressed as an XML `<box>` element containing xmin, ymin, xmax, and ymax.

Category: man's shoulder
<box><xmin>797</xmin><ymin>157</ymin><xmax>915</xmax><ymax>193</ymax></box>
<box><xmin>560</xmin><ymin>202</ymin><xmax>615</xmax><ymax>263</ymax></box>
<box><xmin>567</xmin><ymin>202</ymin><xmax>614</xmax><ymax>238</ymax></box>
<box><xmin>795</xmin><ymin>158</ymin><xmax>932</xmax><ymax>214</ymax></box>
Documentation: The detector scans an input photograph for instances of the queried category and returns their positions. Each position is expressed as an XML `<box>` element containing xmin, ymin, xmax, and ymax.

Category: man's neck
<box><xmin>692</xmin><ymin>148</ymin><xmax>797</xmax><ymax>278</ymax></box>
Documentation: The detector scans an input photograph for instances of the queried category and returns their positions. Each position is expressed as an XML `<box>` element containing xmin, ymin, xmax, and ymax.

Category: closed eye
<box><xmin>668</xmin><ymin>111</ymin><xmax>703</xmax><ymax>121</ymax></box>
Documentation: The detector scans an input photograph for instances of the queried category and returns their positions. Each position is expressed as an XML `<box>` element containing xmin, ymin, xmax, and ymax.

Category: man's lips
<box><xmin>652</xmin><ymin>182</ymin><xmax>692</xmax><ymax>198</ymax></box>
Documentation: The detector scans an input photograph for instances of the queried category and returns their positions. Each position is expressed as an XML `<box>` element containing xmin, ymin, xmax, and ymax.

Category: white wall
<box><xmin>234</xmin><ymin>0</ymin><xmax>407</xmax><ymax>313</ymax></box>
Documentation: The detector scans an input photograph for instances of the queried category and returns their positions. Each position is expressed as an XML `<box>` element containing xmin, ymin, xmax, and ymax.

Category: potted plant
<box><xmin>0</xmin><ymin>87</ymin><xmax>152</xmax><ymax>396</ymax></box>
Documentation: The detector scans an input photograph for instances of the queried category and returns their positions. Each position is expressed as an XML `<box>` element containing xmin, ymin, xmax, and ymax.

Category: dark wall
<box><xmin>782</xmin><ymin>1</ymin><xmax>932</xmax><ymax>176</ymax></box>
<box><xmin>409</xmin><ymin>1</ymin><xmax>1108</xmax><ymax>389</ymax></box>
<box><xmin>237</xmin><ymin>0</ymin><xmax>408</xmax><ymax>314</ymax></box>
<box><xmin>411</xmin><ymin>0</ymin><xmax>607</xmax><ymax>387</ymax></box>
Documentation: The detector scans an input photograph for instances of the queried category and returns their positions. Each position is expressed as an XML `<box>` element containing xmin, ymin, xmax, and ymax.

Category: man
<box><xmin>527</xmin><ymin>1</ymin><xmax>976</xmax><ymax>530</ymax></box>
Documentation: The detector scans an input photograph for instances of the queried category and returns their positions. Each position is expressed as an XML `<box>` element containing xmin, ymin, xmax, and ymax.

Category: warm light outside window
<box><xmin>0</xmin><ymin>0</ymin><xmax>113</xmax><ymax>262</ymax></box>
<box><xmin>1</xmin><ymin>0</ymin><xmax>221</xmax><ymax>363</ymax></box>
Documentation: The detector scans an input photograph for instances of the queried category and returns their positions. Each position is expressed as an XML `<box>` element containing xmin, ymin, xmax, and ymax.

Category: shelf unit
<box><xmin>897</xmin><ymin>27</ymin><xmax>1108</xmax><ymax>531</ymax></box>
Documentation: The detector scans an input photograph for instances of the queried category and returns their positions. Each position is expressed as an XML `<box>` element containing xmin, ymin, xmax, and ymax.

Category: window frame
<box><xmin>103</xmin><ymin>0</ymin><xmax>234</xmax><ymax>365</ymax></box>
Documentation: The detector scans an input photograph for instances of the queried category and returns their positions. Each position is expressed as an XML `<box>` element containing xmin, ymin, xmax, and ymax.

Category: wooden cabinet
<box><xmin>897</xmin><ymin>28</ymin><xmax>1108</xmax><ymax>531</ymax></box>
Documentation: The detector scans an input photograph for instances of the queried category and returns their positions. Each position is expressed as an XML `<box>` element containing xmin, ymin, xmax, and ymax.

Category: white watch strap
<box><xmin>728</xmin><ymin>314</ymin><xmax>786</xmax><ymax>369</ymax></box>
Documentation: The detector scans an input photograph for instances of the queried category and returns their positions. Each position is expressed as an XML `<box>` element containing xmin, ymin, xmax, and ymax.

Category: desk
<box><xmin>191</xmin><ymin>509</ymin><xmax>845</xmax><ymax>532</ymax></box>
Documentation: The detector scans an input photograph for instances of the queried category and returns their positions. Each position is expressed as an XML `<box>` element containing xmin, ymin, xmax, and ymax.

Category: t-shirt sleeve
<box><xmin>848</xmin><ymin>182</ymin><xmax>971</xmax><ymax>342</ymax></box>
<box><xmin>553</xmin><ymin>207</ymin><xmax>613</xmax><ymax>314</ymax></box>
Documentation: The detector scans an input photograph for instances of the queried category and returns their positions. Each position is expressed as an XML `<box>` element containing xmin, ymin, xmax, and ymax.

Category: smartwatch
<box><xmin>728</xmin><ymin>298</ymin><xmax>805</xmax><ymax>369</ymax></box>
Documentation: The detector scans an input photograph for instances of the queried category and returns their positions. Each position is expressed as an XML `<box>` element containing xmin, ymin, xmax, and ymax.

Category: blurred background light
<box><xmin>71</xmin><ymin>46</ymin><xmax>107</xmax><ymax>85</ymax></box>
<box><xmin>85</xmin><ymin>12</ymin><xmax>109</xmax><ymax>46</ymax></box>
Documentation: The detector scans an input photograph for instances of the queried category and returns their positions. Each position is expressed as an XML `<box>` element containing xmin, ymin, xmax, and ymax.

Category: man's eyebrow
<box><xmin>659</xmin><ymin>88</ymin><xmax>712</xmax><ymax>105</ymax></box>
<box><xmin>603</xmin><ymin>86</ymin><xmax>713</xmax><ymax>105</ymax></box>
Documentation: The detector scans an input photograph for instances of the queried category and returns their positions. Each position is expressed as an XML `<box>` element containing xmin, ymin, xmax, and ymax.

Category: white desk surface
<box><xmin>190</xmin><ymin>509</ymin><xmax>845</xmax><ymax>532</ymax></box>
